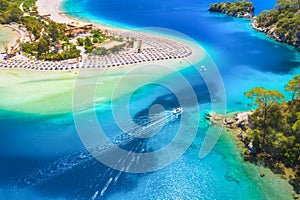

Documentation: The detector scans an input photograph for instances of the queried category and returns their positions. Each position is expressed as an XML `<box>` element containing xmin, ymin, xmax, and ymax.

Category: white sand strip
<box><xmin>36</xmin><ymin>0</ymin><xmax>73</xmax><ymax>23</ymax></box>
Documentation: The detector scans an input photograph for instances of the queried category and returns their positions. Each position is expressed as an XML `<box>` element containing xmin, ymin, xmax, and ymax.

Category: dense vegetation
<box><xmin>0</xmin><ymin>0</ymin><xmax>23</xmax><ymax>24</ymax></box>
<box><xmin>75</xmin><ymin>29</ymin><xmax>125</xmax><ymax>55</ymax></box>
<box><xmin>18</xmin><ymin>16</ymin><xmax>82</xmax><ymax>61</ymax></box>
<box><xmin>80</xmin><ymin>29</ymin><xmax>109</xmax><ymax>53</ymax></box>
<box><xmin>0</xmin><ymin>0</ymin><xmax>134</xmax><ymax>60</ymax></box>
<box><xmin>245</xmin><ymin>75</ymin><xmax>300</xmax><ymax>193</ymax></box>
<box><xmin>209</xmin><ymin>0</ymin><xmax>254</xmax><ymax>18</ymax></box>
<box><xmin>22</xmin><ymin>0</ymin><xmax>37</xmax><ymax>12</ymax></box>
<box><xmin>0</xmin><ymin>0</ymin><xmax>86</xmax><ymax>61</ymax></box>
<box><xmin>255</xmin><ymin>0</ymin><xmax>300</xmax><ymax>47</ymax></box>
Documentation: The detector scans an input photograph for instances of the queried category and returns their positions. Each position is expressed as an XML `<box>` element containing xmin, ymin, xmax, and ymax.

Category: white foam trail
<box><xmin>77</xmin><ymin>112</ymin><xmax>176</xmax><ymax>199</ymax></box>
<box><xmin>91</xmin><ymin>191</ymin><xmax>99</xmax><ymax>200</ymax></box>
<box><xmin>3</xmin><ymin>111</ymin><xmax>176</xmax><ymax>199</ymax></box>
<box><xmin>100</xmin><ymin>178</ymin><xmax>113</xmax><ymax>197</ymax></box>
<box><xmin>114</xmin><ymin>171</ymin><xmax>122</xmax><ymax>184</ymax></box>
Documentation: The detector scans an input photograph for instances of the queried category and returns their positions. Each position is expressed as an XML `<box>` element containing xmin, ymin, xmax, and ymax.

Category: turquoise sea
<box><xmin>1</xmin><ymin>0</ymin><xmax>300</xmax><ymax>199</ymax></box>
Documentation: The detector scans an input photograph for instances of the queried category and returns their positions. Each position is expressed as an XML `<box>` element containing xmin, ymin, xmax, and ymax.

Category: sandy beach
<box><xmin>0</xmin><ymin>58</ymin><xmax>196</xmax><ymax>115</ymax></box>
<box><xmin>0</xmin><ymin>1</ymin><xmax>298</xmax><ymax>199</ymax></box>
<box><xmin>0</xmin><ymin>25</ymin><xmax>20</xmax><ymax>52</ymax></box>
<box><xmin>36</xmin><ymin>0</ymin><xmax>73</xmax><ymax>24</ymax></box>
<box><xmin>0</xmin><ymin>0</ymin><xmax>206</xmax><ymax>115</ymax></box>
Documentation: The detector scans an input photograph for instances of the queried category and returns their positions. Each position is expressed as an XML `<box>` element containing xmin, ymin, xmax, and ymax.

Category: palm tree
<box><xmin>103</xmin><ymin>29</ymin><xmax>108</xmax><ymax>37</ymax></box>
<box><xmin>2</xmin><ymin>40</ymin><xmax>9</xmax><ymax>54</ymax></box>
<box><xmin>16</xmin><ymin>39</ymin><xmax>21</xmax><ymax>48</ymax></box>
<box><xmin>28</xmin><ymin>31</ymin><xmax>33</xmax><ymax>42</ymax></box>
<box><xmin>138</xmin><ymin>40</ymin><xmax>142</xmax><ymax>53</ymax></box>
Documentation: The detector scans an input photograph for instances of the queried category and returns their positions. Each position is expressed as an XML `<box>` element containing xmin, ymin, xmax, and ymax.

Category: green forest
<box><xmin>256</xmin><ymin>0</ymin><xmax>300</xmax><ymax>47</ymax></box>
<box><xmin>0</xmin><ymin>0</ymin><xmax>82</xmax><ymax>60</ymax></box>
<box><xmin>245</xmin><ymin>75</ymin><xmax>300</xmax><ymax>193</ymax></box>
<box><xmin>0</xmin><ymin>0</ymin><xmax>24</xmax><ymax>24</ymax></box>
<box><xmin>209</xmin><ymin>0</ymin><xmax>254</xmax><ymax>17</ymax></box>
<box><xmin>0</xmin><ymin>0</ymin><xmax>126</xmax><ymax>60</ymax></box>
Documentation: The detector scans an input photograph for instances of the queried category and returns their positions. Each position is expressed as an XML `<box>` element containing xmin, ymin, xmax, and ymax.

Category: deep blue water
<box><xmin>0</xmin><ymin>0</ymin><xmax>300</xmax><ymax>199</ymax></box>
<box><xmin>63</xmin><ymin>0</ymin><xmax>300</xmax><ymax>110</ymax></box>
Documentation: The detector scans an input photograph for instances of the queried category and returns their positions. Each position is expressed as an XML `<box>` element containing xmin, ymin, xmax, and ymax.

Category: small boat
<box><xmin>200</xmin><ymin>65</ymin><xmax>206</xmax><ymax>71</ymax></box>
<box><xmin>172</xmin><ymin>107</ymin><xmax>183</xmax><ymax>115</ymax></box>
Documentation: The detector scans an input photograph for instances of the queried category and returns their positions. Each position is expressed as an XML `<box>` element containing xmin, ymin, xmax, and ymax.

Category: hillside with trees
<box><xmin>253</xmin><ymin>0</ymin><xmax>300</xmax><ymax>48</ymax></box>
<box><xmin>209</xmin><ymin>0</ymin><xmax>300</xmax><ymax>48</ymax></box>
<box><xmin>209</xmin><ymin>0</ymin><xmax>254</xmax><ymax>18</ymax></box>
<box><xmin>244</xmin><ymin>75</ymin><xmax>300</xmax><ymax>194</ymax></box>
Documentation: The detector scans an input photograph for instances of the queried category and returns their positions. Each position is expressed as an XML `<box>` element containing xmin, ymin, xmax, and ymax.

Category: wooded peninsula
<box><xmin>209</xmin><ymin>0</ymin><xmax>300</xmax><ymax>49</ymax></box>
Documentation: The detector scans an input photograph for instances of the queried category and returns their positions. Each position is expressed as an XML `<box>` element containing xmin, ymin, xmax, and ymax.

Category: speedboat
<box><xmin>172</xmin><ymin>107</ymin><xmax>183</xmax><ymax>115</ymax></box>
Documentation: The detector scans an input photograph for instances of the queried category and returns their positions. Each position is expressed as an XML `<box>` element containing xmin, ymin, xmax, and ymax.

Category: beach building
<box><xmin>29</xmin><ymin>10</ymin><xmax>38</xmax><ymax>16</ymax></box>
<box><xmin>38</xmin><ymin>14</ymin><xmax>51</xmax><ymax>20</ymax></box>
<box><xmin>66</xmin><ymin>22</ymin><xmax>93</xmax><ymax>35</ymax></box>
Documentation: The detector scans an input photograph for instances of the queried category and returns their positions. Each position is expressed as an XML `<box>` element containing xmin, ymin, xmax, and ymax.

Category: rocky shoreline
<box><xmin>209</xmin><ymin>8</ymin><xmax>254</xmax><ymax>19</ymax></box>
<box><xmin>208</xmin><ymin>2</ymin><xmax>254</xmax><ymax>19</ymax></box>
<box><xmin>209</xmin><ymin>1</ymin><xmax>300</xmax><ymax>49</ymax></box>
<box><xmin>207</xmin><ymin>111</ymin><xmax>300</xmax><ymax>198</ymax></box>
<box><xmin>251</xmin><ymin>20</ymin><xmax>300</xmax><ymax>49</ymax></box>
<box><xmin>206</xmin><ymin>111</ymin><xmax>253</xmax><ymax>150</ymax></box>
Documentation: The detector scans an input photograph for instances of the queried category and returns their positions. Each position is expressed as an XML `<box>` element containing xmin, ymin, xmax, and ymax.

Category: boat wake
<box><xmin>1</xmin><ymin>109</ymin><xmax>182</xmax><ymax>199</ymax></box>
